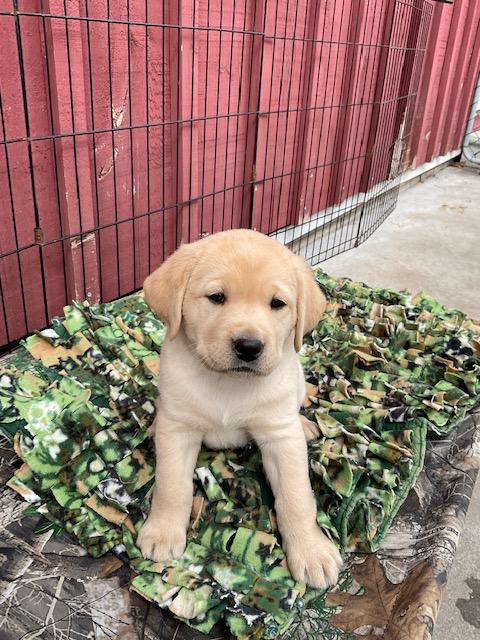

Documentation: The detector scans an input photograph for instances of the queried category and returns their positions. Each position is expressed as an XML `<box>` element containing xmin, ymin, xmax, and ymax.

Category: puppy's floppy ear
<box><xmin>143</xmin><ymin>241</ymin><xmax>201</xmax><ymax>339</ymax></box>
<box><xmin>293</xmin><ymin>255</ymin><xmax>327</xmax><ymax>352</ymax></box>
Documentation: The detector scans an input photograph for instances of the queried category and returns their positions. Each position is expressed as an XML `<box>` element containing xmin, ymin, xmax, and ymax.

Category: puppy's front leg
<box><xmin>137</xmin><ymin>417</ymin><xmax>201</xmax><ymax>562</ymax></box>
<box><xmin>256</xmin><ymin>423</ymin><xmax>342</xmax><ymax>589</ymax></box>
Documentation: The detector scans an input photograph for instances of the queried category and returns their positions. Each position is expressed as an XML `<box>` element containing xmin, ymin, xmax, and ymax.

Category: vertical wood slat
<box><xmin>44</xmin><ymin>0</ymin><xmax>100</xmax><ymax>303</ymax></box>
<box><xmin>334</xmin><ymin>2</ymin><xmax>391</xmax><ymax>212</ymax></box>
<box><xmin>128</xmin><ymin>2</ymin><xmax>149</xmax><ymax>287</ymax></box>
<box><xmin>82</xmin><ymin>0</ymin><xmax>118</xmax><ymax>302</ymax></box>
<box><xmin>450</xmin><ymin>13</ymin><xmax>480</xmax><ymax>153</ymax></box>
<box><xmin>442</xmin><ymin>0</ymin><xmax>480</xmax><ymax>155</ymax></box>
<box><xmin>249</xmin><ymin>0</ymin><xmax>281</xmax><ymax>233</ymax></box>
<box><xmin>107</xmin><ymin>1</ymin><xmax>135</xmax><ymax>297</ymax></box>
<box><xmin>167</xmin><ymin>0</ymin><xmax>200</xmax><ymax>245</ymax></box>
<box><xmin>300</xmin><ymin>1</ymin><xmax>371</xmax><ymax>226</ymax></box>
<box><xmin>147</xmin><ymin>2</ymin><xmax>176</xmax><ymax>267</ymax></box>
<box><xmin>0</xmin><ymin>9</ymin><xmax>42</xmax><ymax>342</ymax></box>
<box><xmin>394</xmin><ymin>0</ymin><xmax>429</xmax><ymax>152</ymax></box>
<box><xmin>285</xmin><ymin>0</ymin><xmax>327</xmax><ymax>227</ymax></box>
<box><xmin>19</xmin><ymin>11</ymin><xmax>68</xmax><ymax>321</ymax></box>
<box><xmin>406</xmin><ymin>4</ymin><xmax>443</xmax><ymax>168</ymax></box>
<box><xmin>242</xmin><ymin>0</ymin><xmax>267</xmax><ymax>231</ymax></box>
<box><xmin>326</xmin><ymin>1</ymin><xmax>367</xmax><ymax>210</ymax></box>
<box><xmin>381</xmin><ymin>0</ymin><xmax>425</xmax><ymax>179</ymax></box>
<box><xmin>406</xmin><ymin>1</ymin><xmax>480</xmax><ymax>168</ymax></box>
<box><xmin>409</xmin><ymin>4</ymin><xmax>453</xmax><ymax>167</ymax></box>
<box><xmin>426</xmin><ymin>0</ymin><xmax>470</xmax><ymax>161</ymax></box>
<box><xmin>358</xmin><ymin>1</ymin><xmax>397</xmax><ymax>194</ymax></box>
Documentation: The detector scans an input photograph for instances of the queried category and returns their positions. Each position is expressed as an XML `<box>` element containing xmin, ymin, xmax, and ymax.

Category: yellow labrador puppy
<box><xmin>137</xmin><ymin>229</ymin><xmax>342</xmax><ymax>588</ymax></box>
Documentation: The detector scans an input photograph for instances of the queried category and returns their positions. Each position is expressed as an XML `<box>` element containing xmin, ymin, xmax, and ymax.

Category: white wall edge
<box><xmin>399</xmin><ymin>149</ymin><xmax>461</xmax><ymax>185</ymax></box>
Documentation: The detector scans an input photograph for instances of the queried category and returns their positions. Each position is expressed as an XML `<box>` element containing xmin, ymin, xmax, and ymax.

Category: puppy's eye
<box><xmin>207</xmin><ymin>292</ymin><xmax>226</xmax><ymax>304</ymax></box>
<box><xmin>271</xmin><ymin>298</ymin><xmax>286</xmax><ymax>309</ymax></box>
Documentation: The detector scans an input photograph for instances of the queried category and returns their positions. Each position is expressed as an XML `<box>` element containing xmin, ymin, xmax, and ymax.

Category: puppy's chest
<box><xmin>167</xmin><ymin>374</ymin><xmax>279</xmax><ymax>433</ymax></box>
<box><xmin>194</xmin><ymin>381</ymin><xmax>265</xmax><ymax>430</ymax></box>
<box><xmin>160</xmin><ymin>352</ymin><xmax>304</xmax><ymax>447</ymax></box>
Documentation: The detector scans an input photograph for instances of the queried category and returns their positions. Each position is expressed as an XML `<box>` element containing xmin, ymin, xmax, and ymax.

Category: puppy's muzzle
<box><xmin>233</xmin><ymin>337</ymin><xmax>264</xmax><ymax>362</ymax></box>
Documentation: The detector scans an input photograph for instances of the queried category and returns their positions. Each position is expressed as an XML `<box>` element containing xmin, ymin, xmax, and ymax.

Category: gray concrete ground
<box><xmin>322</xmin><ymin>165</ymin><xmax>480</xmax><ymax>640</ymax></box>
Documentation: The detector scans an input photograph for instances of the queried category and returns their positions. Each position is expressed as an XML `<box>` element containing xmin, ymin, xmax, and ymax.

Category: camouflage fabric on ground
<box><xmin>1</xmin><ymin>270</ymin><xmax>479</xmax><ymax>639</ymax></box>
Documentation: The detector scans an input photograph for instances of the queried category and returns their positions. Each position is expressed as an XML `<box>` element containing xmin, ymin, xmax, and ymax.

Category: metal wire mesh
<box><xmin>0</xmin><ymin>0</ymin><xmax>433</xmax><ymax>350</ymax></box>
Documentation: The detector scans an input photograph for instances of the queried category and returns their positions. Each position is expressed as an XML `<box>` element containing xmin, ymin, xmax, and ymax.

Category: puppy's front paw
<box><xmin>285</xmin><ymin>526</ymin><xmax>342</xmax><ymax>589</ymax></box>
<box><xmin>137</xmin><ymin>515</ymin><xmax>186</xmax><ymax>562</ymax></box>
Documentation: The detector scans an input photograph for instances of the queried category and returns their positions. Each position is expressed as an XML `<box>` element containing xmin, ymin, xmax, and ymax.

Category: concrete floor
<box><xmin>322</xmin><ymin>164</ymin><xmax>480</xmax><ymax>640</ymax></box>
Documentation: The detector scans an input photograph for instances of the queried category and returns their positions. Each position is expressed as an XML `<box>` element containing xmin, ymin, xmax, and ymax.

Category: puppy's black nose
<box><xmin>233</xmin><ymin>337</ymin><xmax>264</xmax><ymax>362</ymax></box>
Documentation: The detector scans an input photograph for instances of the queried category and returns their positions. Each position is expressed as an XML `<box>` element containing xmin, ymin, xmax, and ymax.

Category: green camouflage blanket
<box><xmin>1</xmin><ymin>270</ymin><xmax>479</xmax><ymax>639</ymax></box>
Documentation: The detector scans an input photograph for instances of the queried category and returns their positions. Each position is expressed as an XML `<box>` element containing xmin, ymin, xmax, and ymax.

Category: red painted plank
<box><xmin>451</xmin><ymin>13</ymin><xmax>480</xmax><ymax>152</ymax></box>
<box><xmin>213</xmin><ymin>3</ymin><xmax>250</xmax><ymax>231</ymax></box>
<box><xmin>269</xmin><ymin>1</ymin><xmax>307</xmax><ymax>231</ymax></box>
<box><xmin>146</xmin><ymin>1</ymin><xmax>176</xmax><ymax>268</ymax></box>
<box><xmin>399</xmin><ymin>0</ymin><xmax>432</xmax><ymax>163</ymax></box>
<box><xmin>285</xmin><ymin>0</ymin><xmax>327</xmax><ymax>228</ymax></box>
<box><xmin>0</xmin><ymin>9</ymin><xmax>47</xmax><ymax>335</ymax></box>
<box><xmin>0</xmin><ymin>114</ymin><xmax>28</xmax><ymax>342</ymax></box>
<box><xmin>326</xmin><ymin>0</ymin><xmax>367</xmax><ymax>209</ymax></box>
<box><xmin>406</xmin><ymin>4</ymin><xmax>443</xmax><ymax>167</ymax></box>
<box><xmin>106</xmin><ymin>0</ymin><xmax>135</xmax><ymax>297</ymax></box>
<box><xmin>269</xmin><ymin>0</ymin><xmax>316</xmax><ymax>231</ymax></box>
<box><xmin>414</xmin><ymin>4</ymin><xmax>453</xmax><ymax>166</ymax></box>
<box><xmin>427</xmin><ymin>0</ymin><xmax>470</xmax><ymax>161</ymax></box>
<box><xmin>0</xmin><ymin>11</ymin><xmax>29</xmax><ymax>343</ymax></box>
<box><xmin>44</xmin><ymin>0</ymin><xmax>100</xmax><ymax>303</ymax></box>
<box><xmin>443</xmin><ymin>0</ymin><xmax>480</xmax><ymax>154</ymax></box>
<box><xmin>233</xmin><ymin>0</ymin><xmax>265</xmax><ymax>232</ymax></box>
<box><xmin>80</xmin><ymin>0</ymin><xmax>119</xmax><ymax>302</ymax></box>
<box><xmin>358</xmin><ymin>0</ymin><xmax>397</xmax><ymax>193</ymax></box>
<box><xmin>251</xmin><ymin>0</ymin><xmax>294</xmax><ymax>233</ymax></box>
<box><xmin>167</xmin><ymin>0</ymin><xmax>200</xmax><ymax>245</ymax></box>
<box><xmin>229</xmin><ymin>2</ymin><xmax>258</xmax><ymax>231</ymax></box>
<box><xmin>19</xmin><ymin>12</ymin><xmax>67</xmax><ymax>320</ymax></box>
<box><xmin>382</xmin><ymin>0</ymin><xmax>426</xmax><ymax>178</ymax></box>
<box><xmin>320</xmin><ymin>0</ymin><xmax>391</xmax><ymax>249</ymax></box>
<box><xmin>209</xmin><ymin>2</ymin><xmax>236</xmax><ymax>231</ymax></box>
<box><xmin>252</xmin><ymin>0</ymin><xmax>324</xmax><ymax>232</ymax></box>
<box><xmin>303</xmin><ymin>1</ymin><xmax>365</xmax><ymax>223</ymax></box>
<box><xmin>195</xmin><ymin>0</ymin><xmax>260</xmax><ymax>235</ymax></box>
<box><xmin>127</xmin><ymin>2</ymin><xmax>149</xmax><ymax>287</ymax></box>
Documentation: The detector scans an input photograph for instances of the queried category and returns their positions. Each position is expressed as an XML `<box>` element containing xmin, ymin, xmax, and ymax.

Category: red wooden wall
<box><xmin>407</xmin><ymin>0</ymin><xmax>480</xmax><ymax>167</ymax></box>
<box><xmin>0</xmin><ymin>0</ymin><xmax>479</xmax><ymax>349</ymax></box>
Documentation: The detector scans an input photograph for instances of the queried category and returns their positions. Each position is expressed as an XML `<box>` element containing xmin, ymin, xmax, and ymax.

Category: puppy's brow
<box><xmin>272</xmin><ymin>284</ymin><xmax>292</xmax><ymax>299</ymax></box>
<box><xmin>204</xmin><ymin>281</ymin><xmax>224</xmax><ymax>293</ymax></box>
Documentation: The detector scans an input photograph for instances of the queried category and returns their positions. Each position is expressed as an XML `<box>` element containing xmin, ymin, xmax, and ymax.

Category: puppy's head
<box><xmin>143</xmin><ymin>230</ymin><xmax>326</xmax><ymax>376</ymax></box>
